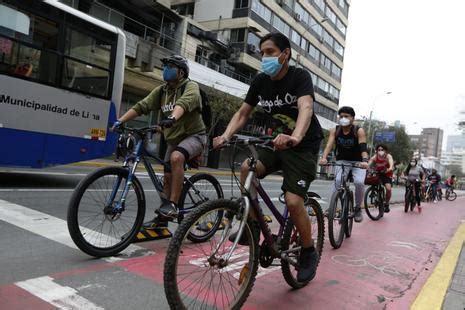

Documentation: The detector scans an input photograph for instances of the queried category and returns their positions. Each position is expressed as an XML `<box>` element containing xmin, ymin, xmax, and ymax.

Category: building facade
<box><xmin>410</xmin><ymin>128</ymin><xmax>443</xmax><ymax>159</ymax></box>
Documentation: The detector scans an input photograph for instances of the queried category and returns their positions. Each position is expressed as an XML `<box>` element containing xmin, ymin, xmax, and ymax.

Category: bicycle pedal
<box><xmin>133</xmin><ymin>227</ymin><xmax>172</xmax><ymax>243</ymax></box>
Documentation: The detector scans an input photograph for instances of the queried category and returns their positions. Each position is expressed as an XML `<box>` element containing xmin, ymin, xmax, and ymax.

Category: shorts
<box><xmin>379</xmin><ymin>174</ymin><xmax>392</xmax><ymax>185</ymax></box>
<box><xmin>164</xmin><ymin>133</ymin><xmax>207</xmax><ymax>172</ymax></box>
<box><xmin>258</xmin><ymin>148</ymin><xmax>318</xmax><ymax>199</ymax></box>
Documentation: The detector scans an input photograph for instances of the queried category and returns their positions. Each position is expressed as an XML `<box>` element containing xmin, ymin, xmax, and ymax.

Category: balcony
<box><xmin>232</xmin><ymin>7</ymin><xmax>250</xmax><ymax>18</ymax></box>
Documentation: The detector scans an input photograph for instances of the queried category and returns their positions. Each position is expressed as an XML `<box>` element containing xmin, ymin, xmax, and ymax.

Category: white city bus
<box><xmin>0</xmin><ymin>0</ymin><xmax>125</xmax><ymax>168</ymax></box>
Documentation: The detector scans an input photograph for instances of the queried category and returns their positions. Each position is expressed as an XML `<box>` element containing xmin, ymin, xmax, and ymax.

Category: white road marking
<box><xmin>16</xmin><ymin>276</ymin><xmax>103</xmax><ymax>309</ymax></box>
<box><xmin>0</xmin><ymin>199</ymin><xmax>153</xmax><ymax>262</ymax></box>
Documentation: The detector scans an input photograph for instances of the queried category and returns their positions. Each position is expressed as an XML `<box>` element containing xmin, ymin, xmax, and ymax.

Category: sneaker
<box><xmin>354</xmin><ymin>207</ymin><xmax>363</xmax><ymax>223</ymax></box>
<box><xmin>142</xmin><ymin>216</ymin><xmax>168</xmax><ymax>229</ymax></box>
<box><xmin>433</xmin><ymin>200</ymin><xmax>438</xmax><ymax>204</ymax></box>
<box><xmin>157</xmin><ymin>201</ymin><xmax>178</xmax><ymax>219</ymax></box>
<box><xmin>418</xmin><ymin>206</ymin><xmax>422</xmax><ymax>213</ymax></box>
<box><xmin>384</xmin><ymin>203</ymin><xmax>390</xmax><ymax>213</ymax></box>
<box><xmin>228</xmin><ymin>230</ymin><xmax>250</xmax><ymax>246</ymax></box>
<box><xmin>297</xmin><ymin>246</ymin><xmax>319</xmax><ymax>282</ymax></box>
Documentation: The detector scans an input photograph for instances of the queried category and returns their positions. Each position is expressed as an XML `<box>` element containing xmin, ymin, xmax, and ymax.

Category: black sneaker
<box><xmin>384</xmin><ymin>203</ymin><xmax>390</xmax><ymax>213</ymax></box>
<box><xmin>157</xmin><ymin>201</ymin><xmax>178</xmax><ymax>220</ymax></box>
<box><xmin>142</xmin><ymin>216</ymin><xmax>168</xmax><ymax>229</ymax></box>
<box><xmin>228</xmin><ymin>230</ymin><xmax>250</xmax><ymax>246</ymax></box>
<box><xmin>297</xmin><ymin>246</ymin><xmax>319</xmax><ymax>282</ymax></box>
<box><xmin>354</xmin><ymin>207</ymin><xmax>363</xmax><ymax>223</ymax></box>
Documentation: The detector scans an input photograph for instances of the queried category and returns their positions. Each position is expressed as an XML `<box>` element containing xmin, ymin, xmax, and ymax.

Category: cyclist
<box><xmin>368</xmin><ymin>144</ymin><xmax>394</xmax><ymax>213</ymax></box>
<box><xmin>445</xmin><ymin>175</ymin><xmax>457</xmax><ymax>190</ymax></box>
<box><xmin>428</xmin><ymin>169</ymin><xmax>441</xmax><ymax>203</ymax></box>
<box><xmin>405</xmin><ymin>158</ymin><xmax>425</xmax><ymax>211</ymax></box>
<box><xmin>113</xmin><ymin>55</ymin><xmax>206</xmax><ymax>228</ymax></box>
<box><xmin>213</xmin><ymin>32</ymin><xmax>324</xmax><ymax>282</ymax></box>
<box><xmin>319</xmin><ymin>106</ymin><xmax>370</xmax><ymax>222</ymax></box>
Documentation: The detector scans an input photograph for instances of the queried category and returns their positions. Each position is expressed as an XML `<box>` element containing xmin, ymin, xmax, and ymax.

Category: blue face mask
<box><xmin>163</xmin><ymin>66</ymin><xmax>178</xmax><ymax>82</ymax></box>
<box><xmin>261</xmin><ymin>54</ymin><xmax>283</xmax><ymax>77</ymax></box>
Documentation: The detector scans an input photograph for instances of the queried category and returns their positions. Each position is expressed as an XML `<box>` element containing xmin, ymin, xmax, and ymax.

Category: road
<box><xmin>0</xmin><ymin>164</ymin><xmax>464</xmax><ymax>309</ymax></box>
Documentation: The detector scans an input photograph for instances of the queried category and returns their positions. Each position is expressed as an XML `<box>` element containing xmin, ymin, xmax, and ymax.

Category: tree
<box><xmin>447</xmin><ymin>164</ymin><xmax>464</xmax><ymax>178</ymax></box>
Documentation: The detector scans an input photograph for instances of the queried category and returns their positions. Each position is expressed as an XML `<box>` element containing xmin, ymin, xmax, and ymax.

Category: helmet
<box><xmin>161</xmin><ymin>55</ymin><xmax>189</xmax><ymax>78</ymax></box>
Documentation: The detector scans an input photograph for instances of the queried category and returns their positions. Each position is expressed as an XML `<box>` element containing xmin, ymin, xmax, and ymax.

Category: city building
<box><xmin>446</xmin><ymin>134</ymin><xmax>465</xmax><ymax>152</ymax></box>
<box><xmin>409</xmin><ymin>128</ymin><xmax>443</xmax><ymax>158</ymax></box>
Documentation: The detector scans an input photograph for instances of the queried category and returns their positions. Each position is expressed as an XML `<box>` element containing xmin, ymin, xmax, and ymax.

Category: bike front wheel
<box><xmin>178</xmin><ymin>173</ymin><xmax>224</xmax><ymax>243</ymax></box>
<box><xmin>67</xmin><ymin>167</ymin><xmax>145</xmax><ymax>257</ymax></box>
<box><xmin>164</xmin><ymin>199</ymin><xmax>259</xmax><ymax>310</ymax></box>
<box><xmin>364</xmin><ymin>186</ymin><xmax>384</xmax><ymax>221</ymax></box>
<box><xmin>345</xmin><ymin>191</ymin><xmax>354</xmax><ymax>238</ymax></box>
<box><xmin>328</xmin><ymin>190</ymin><xmax>345</xmax><ymax>249</ymax></box>
<box><xmin>281</xmin><ymin>198</ymin><xmax>325</xmax><ymax>289</ymax></box>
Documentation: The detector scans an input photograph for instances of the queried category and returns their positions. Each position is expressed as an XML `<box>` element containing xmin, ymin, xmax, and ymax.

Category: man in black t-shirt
<box><xmin>213</xmin><ymin>32</ymin><xmax>323</xmax><ymax>283</ymax></box>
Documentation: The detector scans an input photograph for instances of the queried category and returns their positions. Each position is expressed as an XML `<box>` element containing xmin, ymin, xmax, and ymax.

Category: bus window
<box><xmin>62</xmin><ymin>58</ymin><xmax>110</xmax><ymax>98</ymax></box>
<box><xmin>0</xmin><ymin>36</ymin><xmax>58</xmax><ymax>83</ymax></box>
<box><xmin>65</xmin><ymin>28</ymin><xmax>112</xmax><ymax>70</ymax></box>
<box><xmin>0</xmin><ymin>4</ymin><xmax>30</xmax><ymax>35</ymax></box>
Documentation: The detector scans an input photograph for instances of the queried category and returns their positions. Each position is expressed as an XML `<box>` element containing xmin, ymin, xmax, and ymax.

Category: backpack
<box><xmin>159</xmin><ymin>81</ymin><xmax>212</xmax><ymax>131</ymax></box>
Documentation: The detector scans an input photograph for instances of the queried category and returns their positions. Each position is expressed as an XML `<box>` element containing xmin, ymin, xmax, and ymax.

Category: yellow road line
<box><xmin>411</xmin><ymin>223</ymin><xmax>465</xmax><ymax>310</ymax></box>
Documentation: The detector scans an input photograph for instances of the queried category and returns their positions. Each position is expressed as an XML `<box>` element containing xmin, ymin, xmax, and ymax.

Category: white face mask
<box><xmin>378</xmin><ymin>151</ymin><xmax>385</xmax><ymax>157</ymax></box>
<box><xmin>410</xmin><ymin>161</ymin><xmax>416</xmax><ymax>166</ymax></box>
<box><xmin>339</xmin><ymin>117</ymin><xmax>351</xmax><ymax>126</ymax></box>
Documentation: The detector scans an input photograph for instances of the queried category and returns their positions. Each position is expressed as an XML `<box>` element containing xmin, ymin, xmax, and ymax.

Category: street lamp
<box><xmin>367</xmin><ymin>91</ymin><xmax>392</xmax><ymax>155</ymax></box>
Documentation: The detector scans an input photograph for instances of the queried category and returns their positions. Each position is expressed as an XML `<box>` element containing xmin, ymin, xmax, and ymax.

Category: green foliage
<box><xmin>203</xmin><ymin>87</ymin><xmax>242</xmax><ymax>130</ymax></box>
<box><xmin>447</xmin><ymin>164</ymin><xmax>464</xmax><ymax>178</ymax></box>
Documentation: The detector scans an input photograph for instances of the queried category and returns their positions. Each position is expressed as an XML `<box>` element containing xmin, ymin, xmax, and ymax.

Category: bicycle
<box><xmin>326</xmin><ymin>162</ymin><xmax>363</xmax><ymax>249</ymax></box>
<box><xmin>404</xmin><ymin>178</ymin><xmax>420</xmax><ymax>213</ymax></box>
<box><xmin>163</xmin><ymin>136</ymin><xmax>325</xmax><ymax>309</ymax></box>
<box><xmin>445</xmin><ymin>186</ymin><xmax>457</xmax><ymax>201</ymax></box>
<box><xmin>67</xmin><ymin>125</ymin><xmax>223</xmax><ymax>258</ymax></box>
<box><xmin>364</xmin><ymin>170</ymin><xmax>386</xmax><ymax>221</ymax></box>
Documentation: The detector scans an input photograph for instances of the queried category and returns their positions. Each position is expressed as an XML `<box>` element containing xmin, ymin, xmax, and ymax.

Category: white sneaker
<box><xmin>433</xmin><ymin>200</ymin><xmax>437</xmax><ymax>204</ymax></box>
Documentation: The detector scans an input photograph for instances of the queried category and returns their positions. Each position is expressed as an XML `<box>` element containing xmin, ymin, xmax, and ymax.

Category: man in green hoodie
<box><xmin>113</xmin><ymin>55</ymin><xmax>206</xmax><ymax>228</ymax></box>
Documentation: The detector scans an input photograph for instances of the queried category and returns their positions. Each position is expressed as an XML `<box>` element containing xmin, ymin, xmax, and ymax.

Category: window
<box><xmin>336</xmin><ymin>18</ymin><xmax>346</xmax><ymax>35</ymax></box>
<box><xmin>321</xmin><ymin>55</ymin><xmax>331</xmax><ymax>72</ymax></box>
<box><xmin>334</xmin><ymin>41</ymin><xmax>344</xmax><ymax>58</ymax></box>
<box><xmin>65</xmin><ymin>28</ymin><xmax>111</xmax><ymax>69</ymax></box>
<box><xmin>317</xmin><ymin>77</ymin><xmax>329</xmax><ymax>93</ymax></box>
<box><xmin>308</xmin><ymin>43</ymin><xmax>320</xmax><ymax>62</ymax></box>
<box><xmin>291</xmin><ymin>29</ymin><xmax>301</xmax><ymax>46</ymax></box>
<box><xmin>251</xmin><ymin>0</ymin><xmax>272</xmax><ymax>21</ymax></box>
<box><xmin>62</xmin><ymin>58</ymin><xmax>109</xmax><ymax>97</ymax></box>
<box><xmin>272</xmin><ymin>15</ymin><xmax>290</xmax><ymax>36</ymax></box>
<box><xmin>234</xmin><ymin>0</ymin><xmax>249</xmax><ymax>9</ymax></box>
<box><xmin>230</xmin><ymin>28</ymin><xmax>246</xmax><ymax>42</ymax></box>
<box><xmin>300</xmin><ymin>37</ymin><xmax>307</xmax><ymax>51</ymax></box>
<box><xmin>247</xmin><ymin>31</ymin><xmax>261</xmax><ymax>48</ymax></box>
<box><xmin>331</xmin><ymin>64</ymin><xmax>341</xmax><ymax>80</ymax></box>
<box><xmin>322</xmin><ymin>29</ymin><xmax>334</xmax><ymax>49</ymax></box>
<box><xmin>329</xmin><ymin>84</ymin><xmax>340</xmax><ymax>100</ymax></box>
<box><xmin>313</xmin><ymin>0</ymin><xmax>325</xmax><ymax>12</ymax></box>
<box><xmin>325</xmin><ymin>7</ymin><xmax>337</xmax><ymax>25</ymax></box>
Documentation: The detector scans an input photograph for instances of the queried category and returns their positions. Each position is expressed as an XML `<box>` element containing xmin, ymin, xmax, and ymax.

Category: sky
<box><xmin>339</xmin><ymin>0</ymin><xmax>465</xmax><ymax>147</ymax></box>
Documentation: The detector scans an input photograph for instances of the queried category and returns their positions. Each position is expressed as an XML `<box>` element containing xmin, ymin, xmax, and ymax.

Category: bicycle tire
<box><xmin>345</xmin><ymin>191</ymin><xmax>354</xmax><ymax>238</ymax></box>
<box><xmin>446</xmin><ymin>190</ymin><xmax>457</xmax><ymax>201</ymax></box>
<box><xmin>364</xmin><ymin>186</ymin><xmax>383</xmax><ymax>221</ymax></box>
<box><xmin>404</xmin><ymin>188</ymin><xmax>411</xmax><ymax>213</ymax></box>
<box><xmin>178</xmin><ymin>173</ymin><xmax>224</xmax><ymax>243</ymax></box>
<box><xmin>281</xmin><ymin>199</ymin><xmax>325</xmax><ymax>289</ymax></box>
<box><xmin>164</xmin><ymin>199</ymin><xmax>259</xmax><ymax>310</ymax></box>
<box><xmin>67</xmin><ymin>167</ymin><xmax>145</xmax><ymax>257</ymax></box>
<box><xmin>328</xmin><ymin>190</ymin><xmax>345</xmax><ymax>249</ymax></box>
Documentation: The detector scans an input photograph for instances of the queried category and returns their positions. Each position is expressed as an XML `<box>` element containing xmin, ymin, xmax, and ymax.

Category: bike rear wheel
<box><xmin>178</xmin><ymin>173</ymin><xmax>224</xmax><ymax>243</ymax></box>
<box><xmin>328</xmin><ymin>190</ymin><xmax>345</xmax><ymax>249</ymax></box>
<box><xmin>164</xmin><ymin>199</ymin><xmax>259</xmax><ymax>310</ymax></box>
<box><xmin>67</xmin><ymin>167</ymin><xmax>145</xmax><ymax>257</ymax></box>
<box><xmin>281</xmin><ymin>199</ymin><xmax>325</xmax><ymax>289</ymax></box>
<box><xmin>364</xmin><ymin>186</ymin><xmax>383</xmax><ymax>220</ymax></box>
<box><xmin>446</xmin><ymin>189</ymin><xmax>457</xmax><ymax>201</ymax></box>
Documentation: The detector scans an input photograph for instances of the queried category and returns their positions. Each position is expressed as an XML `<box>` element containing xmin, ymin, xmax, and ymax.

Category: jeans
<box><xmin>332</xmin><ymin>160</ymin><xmax>366</xmax><ymax>208</ymax></box>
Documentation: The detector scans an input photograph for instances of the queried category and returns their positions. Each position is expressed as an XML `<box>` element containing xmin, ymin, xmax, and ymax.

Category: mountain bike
<box><xmin>364</xmin><ymin>170</ymin><xmax>386</xmax><ymax>221</ymax></box>
<box><xmin>326</xmin><ymin>162</ymin><xmax>363</xmax><ymax>249</ymax></box>
<box><xmin>404</xmin><ymin>178</ymin><xmax>420</xmax><ymax>213</ymax></box>
<box><xmin>163</xmin><ymin>136</ymin><xmax>325</xmax><ymax>309</ymax></box>
<box><xmin>67</xmin><ymin>125</ymin><xmax>223</xmax><ymax>258</ymax></box>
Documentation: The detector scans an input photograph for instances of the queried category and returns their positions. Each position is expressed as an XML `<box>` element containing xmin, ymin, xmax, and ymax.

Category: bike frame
<box><xmin>109</xmin><ymin>129</ymin><xmax>195</xmax><ymax>216</ymax></box>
